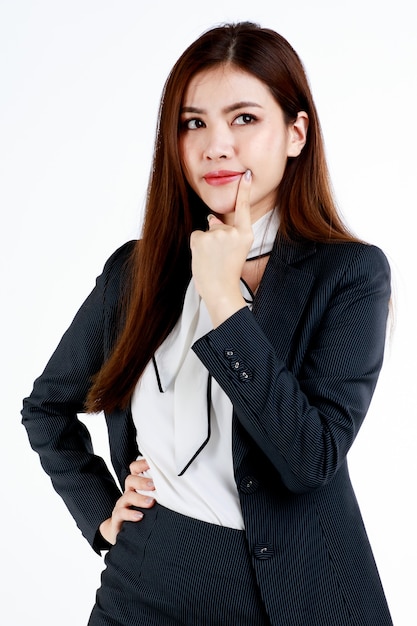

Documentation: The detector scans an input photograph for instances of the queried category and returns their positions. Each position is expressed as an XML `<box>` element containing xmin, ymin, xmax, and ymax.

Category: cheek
<box><xmin>266</xmin><ymin>132</ymin><xmax>288</xmax><ymax>156</ymax></box>
<box><xmin>252</xmin><ymin>150</ymin><xmax>288</xmax><ymax>195</ymax></box>
<box><xmin>178</xmin><ymin>139</ymin><xmax>196</xmax><ymax>182</ymax></box>
<box><xmin>263</xmin><ymin>139</ymin><xmax>289</xmax><ymax>178</ymax></box>
<box><xmin>247</xmin><ymin>130</ymin><xmax>286</xmax><ymax>163</ymax></box>
<box><xmin>178</xmin><ymin>144</ymin><xmax>191</xmax><ymax>185</ymax></box>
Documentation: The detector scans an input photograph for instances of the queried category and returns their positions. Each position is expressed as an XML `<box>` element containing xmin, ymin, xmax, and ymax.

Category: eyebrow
<box><xmin>181</xmin><ymin>101</ymin><xmax>263</xmax><ymax>115</ymax></box>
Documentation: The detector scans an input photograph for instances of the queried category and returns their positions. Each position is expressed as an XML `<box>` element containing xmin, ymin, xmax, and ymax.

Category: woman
<box><xmin>22</xmin><ymin>22</ymin><xmax>393</xmax><ymax>625</ymax></box>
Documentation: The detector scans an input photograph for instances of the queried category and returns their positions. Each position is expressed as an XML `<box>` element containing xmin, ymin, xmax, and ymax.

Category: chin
<box><xmin>201</xmin><ymin>191</ymin><xmax>238</xmax><ymax>215</ymax></box>
<box><xmin>212</xmin><ymin>206</ymin><xmax>235</xmax><ymax>216</ymax></box>
<box><xmin>204</xmin><ymin>199</ymin><xmax>236</xmax><ymax>216</ymax></box>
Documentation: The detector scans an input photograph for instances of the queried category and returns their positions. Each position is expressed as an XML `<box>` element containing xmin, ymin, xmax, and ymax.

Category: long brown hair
<box><xmin>86</xmin><ymin>22</ymin><xmax>356</xmax><ymax>413</ymax></box>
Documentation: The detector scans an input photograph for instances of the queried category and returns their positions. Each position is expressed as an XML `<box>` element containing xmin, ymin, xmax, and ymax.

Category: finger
<box><xmin>206</xmin><ymin>213</ymin><xmax>224</xmax><ymax>229</ymax></box>
<box><xmin>128</xmin><ymin>490</ymin><xmax>156</xmax><ymax>509</ymax></box>
<box><xmin>118</xmin><ymin>489</ymin><xmax>155</xmax><ymax>512</ymax></box>
<box><xmin>111</xmin><ymin>501</ymin><xmax>144</xmax><ymax>527</ymax></box>
<box><xmin>125</xmin><ymin>473</ymin><xmax>155</xmax><ymax>492</ymax></box>
<box><xmin>190</xmin><ymin>229</ymin><xmax>203</xmax><ymax>251</ymax></box>
<box><xmin>114</xmin><ymin>507</ymin><xmax>144</xmax><ymax>524</ymax></box>
<box><xmin>129</xmin><ymin>458</ymin><xmax>150</xmax><ymax>475</ymax></box>
<box><xmin>234</xmin><ymin>169</ymin><xmax>252</xmax><ymax>231</ymax></box>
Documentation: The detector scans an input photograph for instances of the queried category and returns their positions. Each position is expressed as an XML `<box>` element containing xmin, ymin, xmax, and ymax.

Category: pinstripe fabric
<box><xmin>22</xmin><ymin>235</ymin><xmax>393</xmax><ymax>625</ymax></box>
<box><xmin>88</xmin><ymin>504</ymin><xmax>270</xmax><ymax>625</ymax></box>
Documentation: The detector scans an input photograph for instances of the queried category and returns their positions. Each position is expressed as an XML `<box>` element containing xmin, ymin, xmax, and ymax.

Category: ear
<box><xmin>287</xmin><ymin>111</ymin><xmax>309</xmax><ymax>157</ymax></box>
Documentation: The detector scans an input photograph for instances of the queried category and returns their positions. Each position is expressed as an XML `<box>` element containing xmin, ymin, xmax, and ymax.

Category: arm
<box><xmin>22</xmin><ymin>243</ymin><xmax>132</xmax><ymax>551</ymax></box>
<box><xmin>192</xmin><ymin>244</ymin><xmax>391</xmax><ymax>493</ymax></box>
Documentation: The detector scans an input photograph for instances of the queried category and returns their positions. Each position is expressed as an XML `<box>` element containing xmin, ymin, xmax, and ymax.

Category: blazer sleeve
<box><xmin>21</xmin><ymin>242</ymin><xmax>134</xmax><ymax>552</ymax></box>
<box><xmin>192</xmin><ymin>244</ymin><xmax>391</xmax><ymax>494</ymax></box>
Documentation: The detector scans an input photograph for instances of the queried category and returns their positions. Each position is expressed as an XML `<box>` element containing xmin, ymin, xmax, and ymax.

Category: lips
<box><xmin>203</xmin><ymin>170</ymin><xmax>244</xmax><ymax>186</ymax></box>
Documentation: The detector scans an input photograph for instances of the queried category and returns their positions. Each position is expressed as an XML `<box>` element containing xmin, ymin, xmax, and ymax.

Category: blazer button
<box><xmin>254</xmin><ymin>543</ymin><xmax>275</xmax><ymax>560</ymax></box>
<box><xmin>239</xmin><ymin>476</ymin><xmax>259</xmax><ymax>494</ymax></box>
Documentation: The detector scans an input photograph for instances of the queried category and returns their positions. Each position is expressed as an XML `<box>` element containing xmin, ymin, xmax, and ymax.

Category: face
<box><xmin>179</xmin><ymin>64</ymin><xmax>307</xmax><ymax>224</ymax></box>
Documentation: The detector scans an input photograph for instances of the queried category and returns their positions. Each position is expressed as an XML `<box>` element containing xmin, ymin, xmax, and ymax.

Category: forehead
<box><xmin>182</xmin><ymin>64</ymin><xmax>273</xmax><ymax>106</ymax></box>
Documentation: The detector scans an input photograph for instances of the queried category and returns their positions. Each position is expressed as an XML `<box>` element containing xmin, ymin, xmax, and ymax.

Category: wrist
<box><xmin>206</xmin><ymin>292</ymin><xmax>247</xmax><ymax>328</ymax></box>
<box><xmin>99</xmin><ymin>518</ymin><xmax>115</xmax><ymax>546</ymax></box>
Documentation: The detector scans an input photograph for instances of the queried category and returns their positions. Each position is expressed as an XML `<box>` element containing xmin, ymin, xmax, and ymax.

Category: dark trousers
<box><xmin>88</xmin><ymin>503</ymin><xmax>271</xmax><ymax>625</ymax></box>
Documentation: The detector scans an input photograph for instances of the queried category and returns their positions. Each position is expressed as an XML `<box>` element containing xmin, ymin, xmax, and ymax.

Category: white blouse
<box><xmin>131</xmin><ymin>209</ymin><xmax>279</xmax><ymax>529</ymax></box>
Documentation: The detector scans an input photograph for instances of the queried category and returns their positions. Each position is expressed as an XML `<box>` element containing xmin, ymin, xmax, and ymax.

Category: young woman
<box><xmin>22</xmin><ymin>22</ymin><xmax>393</xmax><ymax>625</ymax></box>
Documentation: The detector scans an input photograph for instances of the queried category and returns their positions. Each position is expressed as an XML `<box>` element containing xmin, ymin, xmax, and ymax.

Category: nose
<box><xmin>203</xmin><ymin>124</ymin><xmax>234</xmax><ymax>160</ymax></box>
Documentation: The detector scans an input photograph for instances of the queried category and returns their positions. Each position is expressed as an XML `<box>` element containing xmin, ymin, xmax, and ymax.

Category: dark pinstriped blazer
<box><xmin>22</xmin><ymin>234</ymin><xmax>393</xmax><ymax>625</ymax></box>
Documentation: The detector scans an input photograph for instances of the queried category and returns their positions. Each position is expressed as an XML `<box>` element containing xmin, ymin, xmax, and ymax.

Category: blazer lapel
<box><xmin>253</xmin><ymin>234</ymin><xmax>317</xmax><ymax>364</ymax></box>
<box><xmin>232</xmin><ymin>235</ymin><xmax>317</xmax><ymax>472</ymax></box>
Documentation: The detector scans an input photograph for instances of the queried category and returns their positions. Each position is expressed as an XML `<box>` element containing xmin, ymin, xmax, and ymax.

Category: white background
<box><xmin>1</xmin><ymin>1</ymin><xmax>416</xmax><ymax>624</ymax></box>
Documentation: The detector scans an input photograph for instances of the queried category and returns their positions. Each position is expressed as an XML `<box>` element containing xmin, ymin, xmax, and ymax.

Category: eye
<box><xmin>233</xmin><ymin>113</ymin><xmax>257</xmax><ymax>126</ymax></box>
<box><xmin>182</xmin><ymin>118</ymin><xmax>206</xmax><ymax>130</ymax></box>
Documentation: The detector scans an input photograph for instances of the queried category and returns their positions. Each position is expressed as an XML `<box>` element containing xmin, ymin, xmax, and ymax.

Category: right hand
<box><xmin>190</xmin><ymin>170</ymin><xmax>253</xmax><ymax>328</ymax></box>
<box><xmin>99</xmin><ymin>458</ymin><xmax>155</xmax><ymax>545</ymax></box>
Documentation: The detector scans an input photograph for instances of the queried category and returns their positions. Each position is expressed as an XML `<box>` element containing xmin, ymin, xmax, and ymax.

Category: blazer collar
<box><xmin>271</xmin><ymin>231</ymin><xmax>317</xmax><ymax>266</ymax></box>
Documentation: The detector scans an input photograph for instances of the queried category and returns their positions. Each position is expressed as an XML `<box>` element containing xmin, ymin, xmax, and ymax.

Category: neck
<box><xmin>241</xmin><ymin>209</ymin><xmax>278</xmax><ymax>293</ymax></box>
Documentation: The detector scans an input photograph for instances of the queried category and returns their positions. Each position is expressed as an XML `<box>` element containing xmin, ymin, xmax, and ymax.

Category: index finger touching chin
<box><xmin>234</xmin><ymin>169</ymin><xmax>252</xmax><ymax>229</ymax></box>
